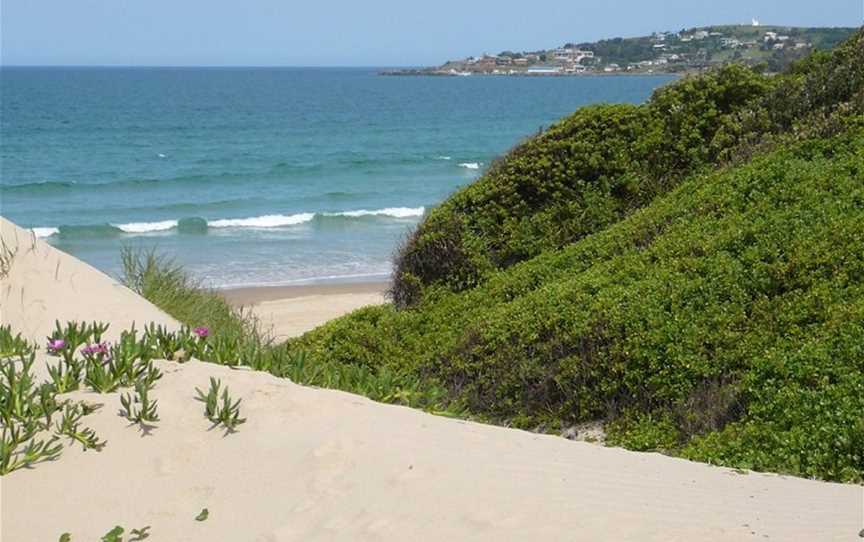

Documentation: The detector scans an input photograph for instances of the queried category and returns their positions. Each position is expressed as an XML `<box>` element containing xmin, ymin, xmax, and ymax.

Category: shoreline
<box><xmin>381</xmin><ymin>70</ymin><xmax>684</xmax><ymax>77</ymax></box>
<box><xmin>219</xmin><ymin>280</ymin><xmax>389</xmax><ymax>307</ymax></box>
<box><xmin>219</xmin><ymin>280</ymin><xmax>389</xmax><ymax>339</ymax></box>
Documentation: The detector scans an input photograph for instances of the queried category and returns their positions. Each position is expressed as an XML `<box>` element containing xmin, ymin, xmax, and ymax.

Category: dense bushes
<box><xmin>391</xmin><ymin>29</ymin><xmax>864</xmax><ymax>306</ymax></box>
<box><xmin>391</xmin><ymin>65</ymin><xmax>771</xmax><ymax>304</ymax></box>
<box><xmin>290</xmin><ymin>30</ymin><xmax>864</xmax><ymax>482</ymax></box>
<box><xmin>296</xmin><ymin>129</ymin><xmax>864</xmax><ymax>481</ymax></box>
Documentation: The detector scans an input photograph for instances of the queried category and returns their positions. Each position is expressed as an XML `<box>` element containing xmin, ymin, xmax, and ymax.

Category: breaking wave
<box><xmin>32</xmin><ymin>207</ymin><xmax>426</xmax><ymax>239</ymax></box>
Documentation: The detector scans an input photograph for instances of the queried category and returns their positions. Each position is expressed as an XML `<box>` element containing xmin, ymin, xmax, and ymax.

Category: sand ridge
<box><xmin>0</xmin><ymin>217</ymin><xmax>179</xmax><ymax>343</ymax></box>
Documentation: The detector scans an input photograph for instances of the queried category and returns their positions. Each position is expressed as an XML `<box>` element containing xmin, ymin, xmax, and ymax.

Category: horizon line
<box><xmin>3</xmin><ymin>24</ymin><xmax>857</xmax><ymax>70</ymax></box>
<box><xmin>0</xmin><ymin>64</ymin><xmax>419</xmax><ymax>69</ymax></box>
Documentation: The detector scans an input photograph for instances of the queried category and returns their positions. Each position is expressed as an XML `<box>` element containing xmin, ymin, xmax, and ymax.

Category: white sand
<box><xmin>1</xmin><ymin>217</ymin><xmax>862</xmax><ymax>541</ymax></box>
<box><xmin>220</xmin><ymin>282</ymin><xmax>387</xmax><ymax>340</ymax></box>
<box><xmin>239</xmin><ymin>292</ymin><xmax>385</xmax><ymax>340</ymax></box>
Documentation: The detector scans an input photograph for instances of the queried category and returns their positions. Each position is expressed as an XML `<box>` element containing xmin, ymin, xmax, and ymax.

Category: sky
<box><xmin>1</xmin><ymin>0</ymin><xmax>861</xmax><ymax>66</ymax></box>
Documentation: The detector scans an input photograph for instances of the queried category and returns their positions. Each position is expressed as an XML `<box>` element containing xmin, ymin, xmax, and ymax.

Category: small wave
<box><xmin>270</xmin><ymin>161</ymin><xmax>325</xmax><ymax>173</ymax></box>
<box><xmin>3</xmin><ymin>172</ymin><xmax>246</xmax><ymax>196</ymax></box>
<box><xmin>58</xmin><ymin>224</ymin><xmax>124</xmax><ymax>238</ymax></box>
<box><xmin>32</xmin><ymin>227</ymin><xmax>60</xmax><ymax>238</ymax></box>
<box><xmin>5</xmin><ymin>180</ymin><xmax>77</xmax><ymax>193</ymax></box>
<box><xmin>323</xmin><ymin>190</ymin><xmax>366</xmax><ymax>200</ymax></box>
<box><xmin>437</xmin><ymin>156</ymin><xmax>452</xmax><ymax>160</ymax></box>
<box><xmin>177</xmin><ymin>217</ymin><xmax>209</xmax><ymax>234</ymax></box>
<box><xmin>209</xmin><ymin>213</ymin><xmax>316</xmax><ymax>228</ymax></box>
<box><xmin>116</xmin><ymin>220</ymin><xmax>178</xmax><ymax>233</ymax></box>
<box><xmin>325</xmin><ymin>207</ymin><xmax>425</xmax><ymax>219</ymax></box>
<box><xmin>458</xmin><ymin>162</ymin><xmax>481</xmax><ymax>170</ymax></box>
<box><xmin>30</xmin><ymin>207</ymin><xmax>425</xmax><ymax>240</ymax></box>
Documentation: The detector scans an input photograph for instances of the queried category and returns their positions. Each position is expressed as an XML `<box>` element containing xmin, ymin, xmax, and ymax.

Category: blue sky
<box><xmin>1</xmin><ymin>0</ymin><xmax>861</xmax><ymax>66</ymax></box>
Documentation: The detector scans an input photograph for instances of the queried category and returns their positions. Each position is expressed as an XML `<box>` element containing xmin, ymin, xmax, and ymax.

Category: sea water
<box><xmin>1</xmin><ymin>67</ymin><xmax>673</xmax><ymax>287</ymax></box>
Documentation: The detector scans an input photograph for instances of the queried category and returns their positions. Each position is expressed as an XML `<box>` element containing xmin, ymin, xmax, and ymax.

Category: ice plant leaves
<box><xmin>195</xmin><ymin>508</ymin><xmax>209</xmax><ymax>521</ymax></box>
<box><xmin>120</xmin><ymin>381</ymin><xmax>159</xmax><ymax>425</ymax></box>
<box><xmin>195</xmin><ymin>378</ymin><xmax>246</xmax><ymax>432</ymax></box>
<box><xmin>129</xmin><ymin>527</ymin><xmax>151</xmax><ymax>541</ymax></box>
<box><xmin>1</xmin><ymin>342</ymin><xmax>64</xmax><ymax>474</ymax></box>
<box><xmin>59</xmin><ymin>525</ymin><xmax>149</xmax><ymax>541</ymax></box>
<box><xmin>55</xmin><ymin>402</ymin><xmax>106</xmax><ymax>451</ymax></box>
<box><xmin>100</xmin><ymin>526</ymin><xmax>124</xmax><ymax>542</ymax></box>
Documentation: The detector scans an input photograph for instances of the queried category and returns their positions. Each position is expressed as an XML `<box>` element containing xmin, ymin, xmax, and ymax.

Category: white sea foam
<box><xmin>31</xmin><ymin>207</ymin><xmax>423</xmax><ymax>238</ymax></box>
<box><xmin>116</xmin><ymin>220</ymin><xmax>179</xmax><ymax>233</ymax></box>
<box><xmin>437</xmin><ymin>156</ymin><xmax>452</xmax><ymax>160</ymax></box>
<box><xmin>329</xmin><ymin>207</ymin><xmax>425</xmax><ymax>218</ymax></box>
<box><xmin>32</xmin><ymin>227</ymin><xmax>59</xmax><ymax>238</ymax></box>
<box><xmin>458</xmin><ymin>162</ymin><xmax>481</xmax><ymax>170</ymax></box>
<box><xmin>209</xmin><ymin>213</ymin><xmax>316</xmax><ymax>228</ymax></box>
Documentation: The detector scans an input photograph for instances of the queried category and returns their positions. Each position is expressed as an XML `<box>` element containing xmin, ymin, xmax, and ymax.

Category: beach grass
<box><xmin>120</xmin><ymin>248</ymin><xmax>460</xmax><ymax>415</ymax></box>
<box><xmin>120</xmin><ymin>248</ymin><xmax>258</xmax><ymax>341</ymax></box>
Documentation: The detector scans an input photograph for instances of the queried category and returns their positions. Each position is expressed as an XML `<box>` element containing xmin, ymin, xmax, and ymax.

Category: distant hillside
<box><xmin>384</xmin><ymin>24</ymin><xmax>856</xmax><ymax>76</ymax></box>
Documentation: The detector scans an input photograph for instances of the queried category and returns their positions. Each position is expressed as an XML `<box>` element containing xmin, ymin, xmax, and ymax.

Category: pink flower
<box><xmin>47</xmin><ymin>339</ymin><xmax>66</xmax><ymax>354</ymax></box>
<box><xmin>194</xmin><ymin>326</ymin><xmax>210</xmax><ymax>339</ymax></box>
<box><xmin>81</xmin><ymin>342</ymin><xmax>110</xmax><ymax>356</ymax></box>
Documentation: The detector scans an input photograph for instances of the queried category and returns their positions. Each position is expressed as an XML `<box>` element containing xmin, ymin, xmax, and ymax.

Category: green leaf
<box><xmin>195</xmin><ymin>508</ymin><xmax>209</xmax><ymax>522</ymax></box>
<box><xmin>130</xmin><ymin>526</ymin><xmax>151</xmax><ymax>541</ymax></box>
<box><xmin>101</xmin><ymin>526</ymin><xmax>124</xmax><ymax>542</ymax></box>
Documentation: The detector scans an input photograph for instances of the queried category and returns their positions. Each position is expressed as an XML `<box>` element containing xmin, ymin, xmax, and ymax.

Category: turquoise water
<box><xmin>1</xmin><ymin>68</ymin><xmax>673</xmax><ymax>287</ymax></box>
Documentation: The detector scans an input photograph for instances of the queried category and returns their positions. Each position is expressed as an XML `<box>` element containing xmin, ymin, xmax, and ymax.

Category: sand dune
<box><xmin>0</xmin><ymin>217</ymin><xmax>179</xmax><ymax>343</ymax></box>
<box><xmin>1</xmin><ymin>217</ymin><xmax>861</xmax><ymax>541</ymax></box>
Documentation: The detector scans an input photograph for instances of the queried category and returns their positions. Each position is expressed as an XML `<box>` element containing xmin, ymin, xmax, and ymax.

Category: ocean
<box><xmin>0</xmin><ymin>67</ymin><xmax>673</xmax><ymax>288</ymax></box>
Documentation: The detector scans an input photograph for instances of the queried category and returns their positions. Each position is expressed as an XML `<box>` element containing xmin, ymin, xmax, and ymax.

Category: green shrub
<box><xmin>296</xmin><ymin>129</ymin><xmax>864</xmax><ymax>482</ymax></box>
<box><xmin>391</xmin><ymin>29</ymin><xmax>863</xmax><ymax>305</ymax></box>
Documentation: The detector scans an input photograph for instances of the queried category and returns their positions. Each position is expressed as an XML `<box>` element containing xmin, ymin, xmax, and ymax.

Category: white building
<box><xmin>527</xmin><ymin>66</ymin><xmax>562</xmax><ymax>74</ymax></box>
<box><xmin>554</xmin><ymin>48</ymin><xmax>594</xmax><ymax>62</ymax></box>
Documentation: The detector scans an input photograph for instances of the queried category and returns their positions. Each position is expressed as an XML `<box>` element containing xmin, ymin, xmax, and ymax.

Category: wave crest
<box><xmin>209</xmin><ymin>213</ymin><xmax>316</xmax><ymax>228</ymax></box>
<box><xmin>116</xmin><ymin>220</ymin><xmax>178</xmax><ymax>233</ymax></box>
<box><xmin>325</xmin><ymin>207</ymin><xmax>424</xmax><ymax>219</ymax></box>
<box><xmin>31</xmin><ymin>207</ymin><xmax>425</xmax><ymax>239</ymax></box>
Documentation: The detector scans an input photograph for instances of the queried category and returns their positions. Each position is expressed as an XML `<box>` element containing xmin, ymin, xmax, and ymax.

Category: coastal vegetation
<box><xmin>0</xmin><ymin>320</ymin><xmax>259</xmax><ymax>474</ymax></box>
<box><xmin>121</xmin><ymin>30</ymin><xmax>863</xmax><ymax>482</ymax></box>
<box><xmin>297</xmin><ymin>29</ymin><xmax>864</xmax><ymax>481</ymax></box>
<box><xmin>195</xmin><ymin>377</ymin><xmax>246</xmax><ymax>432</ymax></box>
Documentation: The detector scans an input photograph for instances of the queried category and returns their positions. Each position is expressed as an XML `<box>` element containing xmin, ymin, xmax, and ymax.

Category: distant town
<box><xmin>383</xmin><ymin>23</ymin><xmax>855</xmax><ymax>76</ymax></box>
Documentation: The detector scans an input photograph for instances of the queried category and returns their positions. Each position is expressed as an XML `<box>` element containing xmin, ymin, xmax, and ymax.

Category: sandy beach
<box><xmin>1</xmin><ymin>216</ymin><xmax>862</xmax><ymax>541</ymax></box>
<box><xmin>221</xmin><ymin>282</ymin><xmax>388</xmax><ymax>340</ymax></box>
